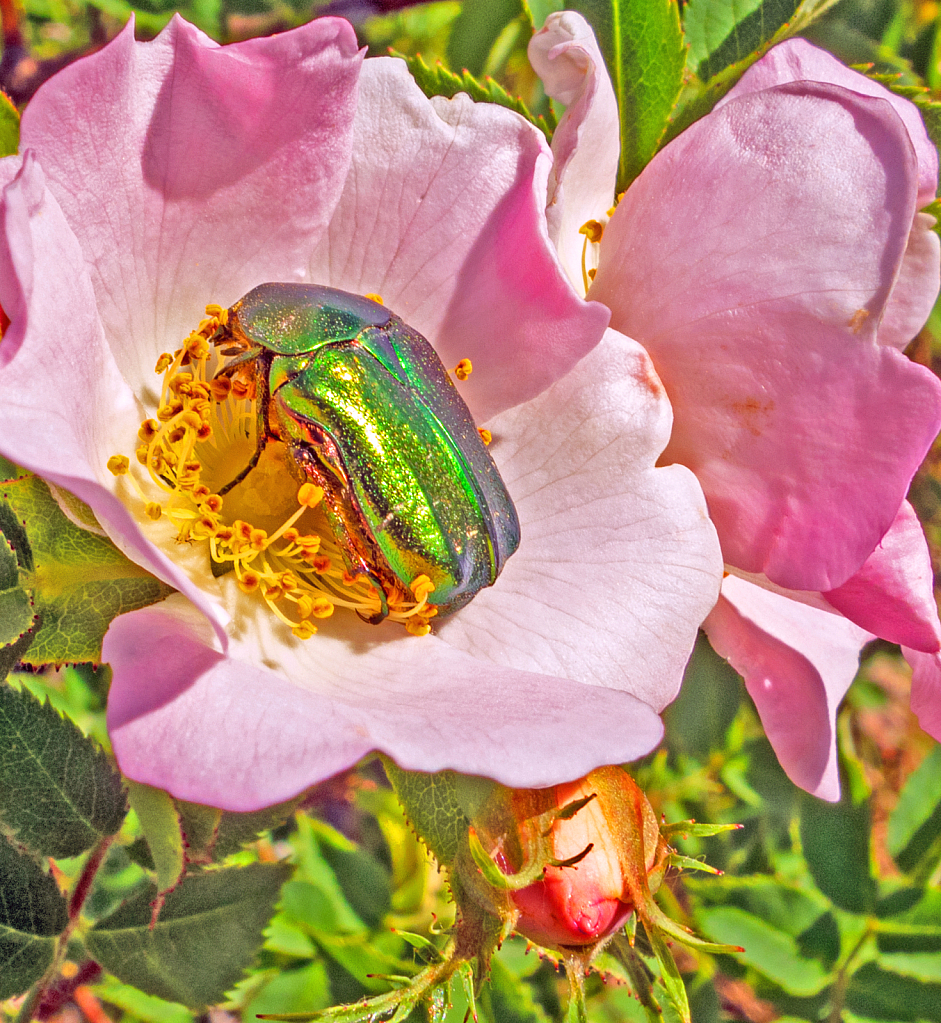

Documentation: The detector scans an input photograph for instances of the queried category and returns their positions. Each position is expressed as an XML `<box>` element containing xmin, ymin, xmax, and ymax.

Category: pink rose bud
<box><xmin>467</xmin><ymin>767</ymin><xmax>668</xmax><ymax>950</ymax></box>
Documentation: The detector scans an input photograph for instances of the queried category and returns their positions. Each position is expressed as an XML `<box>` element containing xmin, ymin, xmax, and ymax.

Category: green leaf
<box><xmin>0</xmin><ymin>833</ymin><xmax>68</xmax><ymax>999</ymax></box>
<box><xmin>888</xmin><ymin>746</ymin><xmax>941</xmax><ymax>874</ymax></box>
<box><xmin>570</xmin><ymin>0</ymin><xmax>686</xmax><ymax>189</ymax></box>
<box><xmin>92</xmin><ymin>976</ymin><xmax>194</xmax><ymax>1023</ymax></box>
<box><xmin>684</xmin><ymin>0</ymin><xmax>800</xmax><ymax>80</ymax></box>
<box><xmin>87</xmin><ymin>862</ymin><xmax>292</xmax><ymax>1009</ymax></box>
<box><xmin>314</xmin><ymin>823</ymin><xmax>392</xmax><ymax>930</ymax></box>
<box><xmin>212</xmin><ymin>797</ymin><xmax>301</xmax><ymax>858</ymax></box>
<box><xmin>0</xmin><ymin>475</ymin><xmax>174</xmax><ymax>665</ymax></box>
<box><xmin>0</xmin><ymin>530</ymin><xmax>34</xmax><ymax>646</ymax></box>
<box><xmin>800</xmin><ymin>786</ymin><xmax>876</xmax><ymax>915</ymax></box>
<box><xmin>127</xmin><ymin>781</ymin><xmax>185</xmax><ymax>897</ymax></box>
<box><xmin>244</xmin><ymin>961</ymin><xmax>331</xmax><ymax>1019</ymax></box>
<box><xmin>0</xmin><ymin>92</ymin><xmax>19</xmax><ymax>159</ymax></box>
<box><xmin>665</xmin><ymin>633</ymin><xmax>743</xmax><ymax>759</ymax></box>
<box><xmin>696</xmin><ymin>906</ymin><xmax>829</xmax><ymax>996</ymax></box>
<box><xmin>879</xmin><ymin>950</ymin><xmax>941</xmax><ymax>984</ymax></box>
<box><xmin>481</xmin><ymin>955</ymin><xmax>550</xmax><ymax>1023</ymax></box>
<box><xmin>0</xmin><ymin>682</ymin><xmax>127</xmax><ymax>857</ymax></box>
<box><xmin>382</xmin><ymin>760</ymin><xmax>470</xmax><ymax>867</ymax></box>
<box><xmin>447</xmin><ymin>0</ymin><xmax>523</xmax><ymax>77</ymax></box>
<box><xmin>846</xmin><ymin>960</ymin><xmax>941</xmax><ymax>1021</ymax></box>
<box><xmin>395</xmin><ymin>51</ymin><xmax>554</xmax><ymax>140</ymax></box>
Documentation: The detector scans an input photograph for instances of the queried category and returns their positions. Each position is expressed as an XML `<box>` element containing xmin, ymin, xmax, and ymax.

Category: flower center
<box><xmin>109</xmin><ymin>305</ymin><xmax>438</xmax><ymax>638</ymax></box>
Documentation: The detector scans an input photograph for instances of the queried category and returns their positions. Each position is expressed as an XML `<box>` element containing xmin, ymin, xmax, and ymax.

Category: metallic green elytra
<box><xmin>211</xmin><ymin>283</ymin><xmax>520</xmax><ymax>622</ymax></box>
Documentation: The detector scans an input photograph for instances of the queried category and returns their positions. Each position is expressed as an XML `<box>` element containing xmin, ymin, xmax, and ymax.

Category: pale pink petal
<box><xmin>704</xmin><ymin>575</ymin><xmax>871</xmax><ymax>800</ymax></box>
<box><xmin>105</xmin><ymin>596</ymin><xmax>666</xmax><ymax>810</ymax></box>
<box><xmin>528</xmin><ymin>11</ymin><xmax>619</xmax><ymax>291</ymax></box>
<box><xmin>591</xmin><ymin>81</ymin><xmax>941</xmax><ymax>591</ymax></box>
<box><xmin>904</xmin><ymin>647</ymin><xmax>941</xmax><ymax>742</ymax></box>
<box><xmin>307</xmin><ymin>56</ymin><xmax>609</xmax><ymax>422</ymax></box>
<box><xmin>0</xmin><ymin>153</ymin><xmax>227</xmax><ymax>639</ymax></box>
<box><xmin>824</xmin><ymin>501</ymin><xmax>941</xmax><ymax>652</ymax></box>
<box><xmin>20</xmin><ymin>16</ymin><xmax>363</xmax><ymax>395</ymax></box>
<box><xmin>723</xmin><ymin>37</ymin><xmax>938</xmax><ymax>208</ymax></box>
<box><xmin>878</xmin><ymin>213</ymin><xmax>941</xmax><ymax>349</ymax></box>
<box><xmin>438</xmin><ymin>329</ymin><xmax>722</xmax><ymax>711</ymax></box>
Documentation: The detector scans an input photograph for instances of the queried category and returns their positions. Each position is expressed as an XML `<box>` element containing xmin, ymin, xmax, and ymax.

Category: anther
<box><xmin>364</xmin><ymin>293</ymin><xmax>384</xmax><ymax>305</ymax></box>
<box><xmin>204</xmin><ymin>494</ymin><xmax>223</xmax><ymax>513</ymax></box>
<box><xmin>293</xmin><ymin>621</ymin><xmax>317</xmax><ymax>639</ymax></box>
<box><xmin>311</xmin><ymin>597</ymin><xmax>334</xmax><ymax>619</ymax></box>
<box><xmin>297</xmin><ymin>483</ymin><xmax>324</xmax><ymax>509</ymax></box>
<box><xmin>578</xmin><ymin>219</ymin><xmax>604</xmax><ymax>244</ymax></box>
<box><xmin>238</xmin><ymin>570</ymin><xmax>261</xmax><ymax>594</ymax></box>
<box><xmin>155</xmin><ymin>353</ymin><xmax>173</xmax><ymax>373</ymax></box>
<box><xmin>210</xmin><ymin>377</ymin><xmax>232</xmax><ymax>401</ymax></box>
<box><xmin>478</xmin><ymin>428</ymin><xmax>492</xmax><ymax>445</ymax></box>
<box><xmin>410</xmin><ymin>574</ymin><xmax>435</xmax><ymax>601</ymax></box>
<box><xmin>454</xmin><ymin>358</ymin><xmax>473</xmax><ymax>381</ymax></box>
<box><xmin>138</xmin><ymin>419</ymin><xmax>160</xmax><ymax>441</ymax></box>
<box><xmin>145</xmin><ymin>502</ymin><xmax>163</xmax><ymax>521</ymax></box>
<box><xmin>108</xmin><ymin>455</ymin><xmax>130</xmax><ymax>476</ymax></box>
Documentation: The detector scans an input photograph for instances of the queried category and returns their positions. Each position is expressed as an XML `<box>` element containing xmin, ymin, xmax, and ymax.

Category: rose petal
<box><xmin>105</xmin><ymin>595</ymin><xmax>666</xmax><ymax>810</ymax></box>
<box><xmin>591</xmin><ymin>80</ymin><xmax>941</xmax><ymax>590</ymax></box>
<box><xmin>438</xmin><ymin>329</ymin><xmax>722</xmax><ymax>711</ymax></box>
<box><xmin>904</xmin><ymin>646</ymin><xmax>941</xmax><ymax>742</ymax></box>
<box><xmin>528</xmin><ymin>11</ymin><xmax>619</xmax><ymax>292</ymax></box>
<box><xmin>723</xmin><ymin>37</ymin><xmax>939</xmax><ymax>208</ymax></box>
<box><xmin>878</xmin><ymin>212</ymin><xmax>941</xmax><ymax>349</ymax></box>
<box><xmin>704</xmin><ymin>575</ymin><xmax>871</xmax><ymax>800</ymax></box>
<box><xmin>20</xmin><ymin>15</ymin><xmax>363</xmax><ymax>393</ymax></box>
<box><xmin>0</xmin><ymin>152</ymin><xmax>228</xmax><ymax>638</ymax></box>
<box><xmin>824</xmin><ymin>500</ymin><xmax>941</xmax><ymax>652</ymax></box>
<box><xmin>307</xmin><ymin>56</ymin><xmax>609</xmax><ymax>422</ymax></box>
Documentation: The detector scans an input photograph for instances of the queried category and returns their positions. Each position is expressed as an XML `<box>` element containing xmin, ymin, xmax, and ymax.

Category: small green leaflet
<box><xmin>570</xmin><ymin>0</ymin><xmax>686</xmax><ymax>190</ymax></box>
<box><xmin>87</xmin><ymin>863</ymin><xmax>292</xmax><ymax>1009</ymax></box>
<box><xmin>0</xmin><ymin>474</ymin><xmax>174</xmax><ymax>665</ymax></box>
<box><xmin>127</xmin><ymin>781</ymin><xmax>186</xmax><ymax>901</ymax></box>
<box><xmin>0</xmin><ymin>92</ymin><xmax>19</xmax><ymax>159</ymax></box>
<box><xmin>0</xmin><ymin>682</ymin><xmax>126</xmax><ymax>858</ymax></box>
<box><xmin>0</xmin><ymin>834</ymin><xmax>68</xmax><ymax>999</ymax></box>
<box><xmin>447</xmin><ymin>0</ymin><xmax>526</xmax><ymax>78</ymax></box>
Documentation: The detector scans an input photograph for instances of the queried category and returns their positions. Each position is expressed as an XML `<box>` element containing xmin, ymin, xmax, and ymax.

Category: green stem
<box><xmin>16</xmin><ymin>836</ymin><xmax>113</xmax><ymax>1023</ymax></box>
<box><xmin>827</xmin><ymin>922</ymin><xmax>874</xmax><ymax>1023</ymax></box>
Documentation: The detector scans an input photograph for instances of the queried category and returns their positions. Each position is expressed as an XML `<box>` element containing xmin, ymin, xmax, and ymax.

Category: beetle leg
<box><xmin>289</xmin><ymin>444</ymin><xmax>391</xmax><ymax>624</ymax></box>
<box><xmin>216</xmin><ymin>353</ymin><xmax>271</xmax><ymax>496</ymax></box>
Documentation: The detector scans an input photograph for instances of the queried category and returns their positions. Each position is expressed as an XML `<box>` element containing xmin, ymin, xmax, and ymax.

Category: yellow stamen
<box><xmin>293</xmin><ymin>621</ymin><xmax>317</xmax><ymax>639</ymax></box>
<box><xmin>364</xmin><ymin>293</ymin><xmax>384</xmax><ymax>305</ymax></box>
<box><xmin>108</xmin><ymin>455</ymin><xmax>130</xmax><ymax>476</ymax></box>
<box><xmin>454</xmin><ymin>358</ymin><xmax>473</xmax><ymax>381</ymax></box>
<box><xmin>478</xmin><ymin>428</ymin><xmax>492</xmax><ymax>446</ymax></box>
<box><xmin>145</xmin><ymin>502</ymin><xmax>163</xmax><ymax>521</ymax></box>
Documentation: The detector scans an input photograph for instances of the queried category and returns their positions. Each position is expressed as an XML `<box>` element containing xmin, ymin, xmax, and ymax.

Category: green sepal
<box><xmin>668</xmin><ymin>852</ymin><xmax>722</xmax><ymax>875</ymax></box>
<box><xmin>381</xmin><ymin>759</ymin><xmax>471</xmax><ymax>868</ymax></box>
<box><xmin>127</xmin><ymin>781</ymin><xmax>186</xmax><ymax>903</ymax></box>
<box><xmin>570</xmin><ymin>0</ymin><xmax>686</xmax><ymax>190</ymax></box>
<box><xmin>394</xmin><ymin>51</ymin><xmax>555</xmax><ymax>140</ymax></box>
<box><xmin>0</xmin><ymin>91</ymin><xmax>19</xmax><ymax>159</ymax></box>
<box><xmin>87</xmin><ymin>862</ymin><xmax>292</xmax><ymax>1009</ymax></box>
<box><xmin>0</xmin><ymin>474</ymin><xmax>174</xmax><ymax>665</ymax></box>
<box><xmin>646</xmin><ymin>925</ymin><xmax>691</xmax><ymax>1023</ymax></box>
<box><xmin>606</xmin><ymin>935</ymin><xmax>663</xmax><ymax>1021</ymax></box>
<box><xmin>0</xmin><ymin>681</ymin><xmax>127</xmax><ymax>858</ymax></box>
<box><xmin>661</xmin><ymin>820</ymin><xmax>742</xmax><ymax>840</ymax></box>
<box><xmin>0</xmin><ymin>833</ymin><xmax>68</xmax><ymax>999</ymax></box>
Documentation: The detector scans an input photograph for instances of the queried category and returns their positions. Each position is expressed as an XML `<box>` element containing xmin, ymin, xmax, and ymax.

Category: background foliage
<box><xmin>2</xmin><ymin>0</ymin><xmax>941</xmax><ymax>1021</ymax></box>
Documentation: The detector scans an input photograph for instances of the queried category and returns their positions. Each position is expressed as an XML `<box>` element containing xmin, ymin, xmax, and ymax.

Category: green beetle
<box><xmin>211</xmin><ymin>283</ymin><xmax>520</xmax><ymax>622</ymax></box>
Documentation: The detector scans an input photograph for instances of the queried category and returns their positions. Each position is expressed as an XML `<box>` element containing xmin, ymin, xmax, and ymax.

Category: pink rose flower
<box><xmin>532</xmin><ymin>14</ymin><xmax>941</xmax><ymax>798</ymax></box>
<box><xmin>0</xmin><ymin>16</ymin><xmax>721</xmax><ymax>809</ymax></box>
